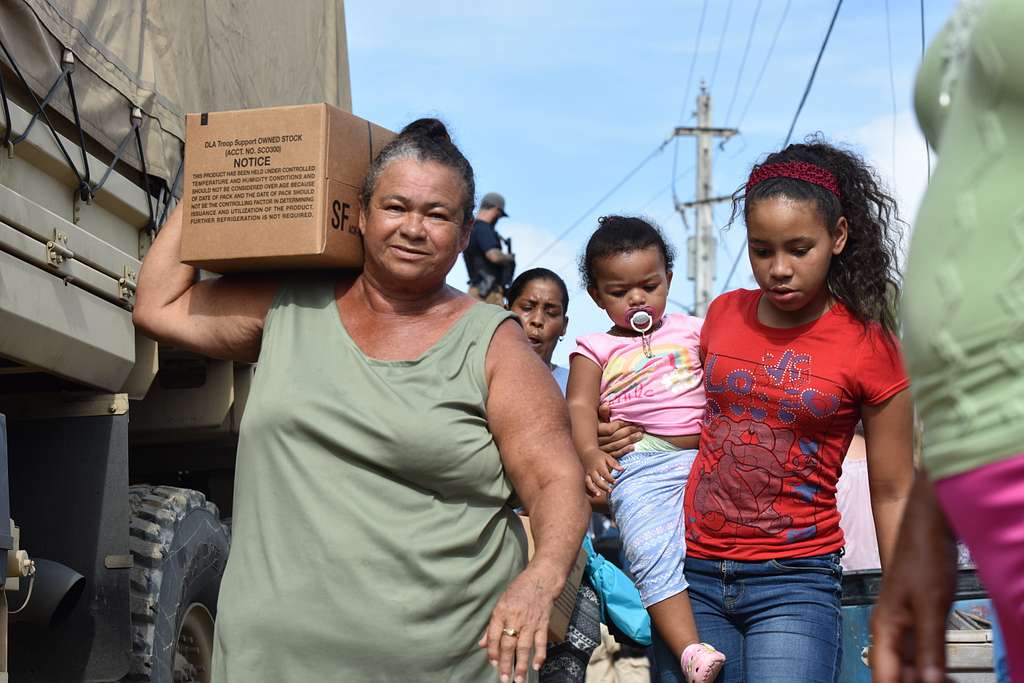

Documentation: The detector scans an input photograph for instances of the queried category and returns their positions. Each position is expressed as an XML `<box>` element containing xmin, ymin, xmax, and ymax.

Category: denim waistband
<box><xmin>686</xmin><ymin>551</ymin><xmax>845</xmax><ymax>571</ymax></box>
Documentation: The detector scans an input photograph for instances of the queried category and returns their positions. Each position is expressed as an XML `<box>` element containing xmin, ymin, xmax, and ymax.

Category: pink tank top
<box><xmin>572</xmin><ymin>313</ymin><xmax>705</xmax><ymax>436</ymax></box>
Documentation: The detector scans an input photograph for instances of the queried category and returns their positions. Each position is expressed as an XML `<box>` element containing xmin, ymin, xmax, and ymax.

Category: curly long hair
<box><xmin>734</xmin><ymin>135</ymin><xmax>904</xmax><ymax>335</ymax></box>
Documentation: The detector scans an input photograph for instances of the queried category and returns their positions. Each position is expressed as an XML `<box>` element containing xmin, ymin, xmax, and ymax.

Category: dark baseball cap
<box><xmin>481</xmin><ymin>192</ymin><xmax>509</xmax><ymax>217</ymax></box>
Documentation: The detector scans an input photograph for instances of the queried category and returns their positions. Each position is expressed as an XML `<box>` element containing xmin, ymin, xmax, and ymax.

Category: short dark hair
<box><xmin>505</xmin><ymin>268</ymin><xmax>570</xmax><ymax>313</ymax></box>
<box><xmin>579</xmin><ymin>215</ymin><xmax>675</xmax><ymax>289</ymax></box>
<box><xmin>360</xmin><ymin>118</ymin><xmax>475</xmax><ymax>223</ymax></box>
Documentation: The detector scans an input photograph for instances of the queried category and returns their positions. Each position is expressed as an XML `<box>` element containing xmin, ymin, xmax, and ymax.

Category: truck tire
<box><xmin>124</xmin><ymin>486</ymin><xmax>230</xmax><ymax>683</ymax></box>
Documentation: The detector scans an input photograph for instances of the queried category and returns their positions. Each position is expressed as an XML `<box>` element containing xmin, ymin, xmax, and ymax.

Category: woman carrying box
<box><xmin>133</xmin><ymin>118</ymin><xmax>589</xmax><ymax>683</ymax></box>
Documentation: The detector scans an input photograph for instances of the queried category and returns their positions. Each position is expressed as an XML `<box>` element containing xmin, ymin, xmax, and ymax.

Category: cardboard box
<box><xmin>180</xmin><ymin>103</ymin><xmax>394</xmax><ymax>272</ymax></box>
<box><xmin>517</xmin><ymin>515</ymin><xmax>589</xmax><ymax>644</ymax></box>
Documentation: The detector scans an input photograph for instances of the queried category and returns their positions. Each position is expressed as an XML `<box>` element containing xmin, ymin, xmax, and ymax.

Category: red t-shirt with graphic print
<box><xmin>683</xmin><ymin>289</ymin><xmax>909</xmax><ymax>561</ymax></box>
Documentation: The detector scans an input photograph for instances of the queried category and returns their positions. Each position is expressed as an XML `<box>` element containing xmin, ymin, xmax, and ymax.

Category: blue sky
<box><xmin>346</xmin><ymin>0</ymin><xmax>957</xmax><ymax>366</ymax></box>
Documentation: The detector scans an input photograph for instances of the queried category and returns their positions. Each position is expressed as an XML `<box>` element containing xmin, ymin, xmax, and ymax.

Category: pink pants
<box><xmin>934</xmin><ymin>453</ymin><xmax>1024</xmax><ymax>681</ymax></box>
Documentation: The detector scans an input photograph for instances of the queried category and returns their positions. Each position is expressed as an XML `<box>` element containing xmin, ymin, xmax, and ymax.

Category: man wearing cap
<box><xmin>464</xmin><ymin>192</ymin><xmax>515</xmax><ymax>304</ymax></box>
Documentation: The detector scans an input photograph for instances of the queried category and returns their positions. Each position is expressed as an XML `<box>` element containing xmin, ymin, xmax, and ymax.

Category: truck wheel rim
<box><xmin>174</xmin><ymin>602</ymin><xmax>215</xmax><ymax>683</ymax></box>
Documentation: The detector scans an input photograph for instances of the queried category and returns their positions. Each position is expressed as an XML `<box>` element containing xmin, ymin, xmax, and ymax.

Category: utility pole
<box><xmin>674</xmin><ymin>83</ymin><xmax>737</xmax><ymax>316</ymax></box>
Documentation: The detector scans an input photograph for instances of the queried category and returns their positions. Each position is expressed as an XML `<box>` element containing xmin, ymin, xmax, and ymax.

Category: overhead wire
<box><xmin>677</xmin><ymin>0</ymin><xmax>710</xmax><ymax>124</ymax></box>
<box><xmin>731</xmin><ymin>0</ymin><xmax>792</xmax><ymax>137</ymax></box>
<box><xmin>640</xmin><ymin>165</ymin><xmax>695</xmax><ymax>213</ymax></box>
<box><xmin>723</xmin><ymin>0</ymin><xmax>764</xmax><ymax>126</ymax></box>
<box><xmin>672</xmin><ymin>0</ymin><xmax>710</xmax><ymax>209</ymax></box>
<box><xmin>708</xmin><ymin>0</ymin><xmax>736</xmax><ymax>95</ymax></box>
<box><xmin>719</xmin><ymin>0</ymin><xmax>844</xmax><ymax>296</ymax></box>
<box><xmin>524</xmin><ymin>2</ymin><xmax>709</xmax><ymax>271</ymax></box>
<box><xmin>884</xmin><ymin>0</ymin><xmax>898</xmax><ymax>190</ymax></box>
<box><xmin>525</xmin><ymin>139</ymin><xmax>672</xmax><ymax>267</ymax></box>
<box><xmin>783</xmin><ymin>0</ymin><xmax>844</xmax><ymax>146</ymax></box>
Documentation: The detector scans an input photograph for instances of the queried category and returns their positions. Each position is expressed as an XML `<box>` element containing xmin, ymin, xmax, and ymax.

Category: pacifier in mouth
<box><xmin>627</xmin><ymin>307</ymin><xmax>656</xmax><ymax>334</ymax></box>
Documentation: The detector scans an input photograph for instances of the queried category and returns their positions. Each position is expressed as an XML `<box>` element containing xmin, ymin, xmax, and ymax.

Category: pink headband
<box><xmin>746</xmin><ymin>161</ymin><xmax>841</xmax><ymax>199</ymax></box>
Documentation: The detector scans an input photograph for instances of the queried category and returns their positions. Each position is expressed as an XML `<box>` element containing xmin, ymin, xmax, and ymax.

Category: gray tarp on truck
<box><xmin>0</xmin><ymin>0</ymin><xmax>352</xmax><ymax>190</ymax></box>
<box><xmin>0</xmin><ymin>0</ymin><xmax>350</xmax><ymax>393</ymax></box>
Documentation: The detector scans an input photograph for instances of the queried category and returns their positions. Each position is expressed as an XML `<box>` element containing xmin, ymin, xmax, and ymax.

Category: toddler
<box><xmin>567</xmin><ymin>216</ymin><xmax>723</xmax><ymax>682</ymax></box>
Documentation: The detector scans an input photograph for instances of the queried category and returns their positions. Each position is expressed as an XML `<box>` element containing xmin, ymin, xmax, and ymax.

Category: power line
<box><xmin>671</xmin><ymin>140</ymin><xmax>684</xmax><ymax>206</ymax></box>
<box><xmin>784</xmin><ymin>0</ymin><xmax>844</xmax><ymax>146</ymax></box>
<box><xmin>678</xmin><ymin>0</ymin><xmax>710</xmax><ymax>123</ymax></box>
<box><xmin>723</xmin><ymin>0</ymin><xmax>764</xmax><ymax>126</ymax></box>
<box><xmin>719</xmin><ymin>230</ymin><xmax>748</xmax><ymax>297</ymax></box>
<box><xmin>732</xmin><ymin>0</ymin><xmax>792</xmax><ymax>134</ymax></box>
<box><xmin>526</xmin><ymin>139</ymin><xmax>672</xmax><ymax>267</ymax></box>
<box><xmin>884</xmin><ymin>0</ymin><xmax>897</xmax><ymax>188</ymax></box>
<box><xmin>672</xmin><ymin>0</ymin><xmax>710</xmax><ymax>207</ymax></box>
<box><xmin>641</xmin><ymin>165</ymin><xmax>695</xmax><ymax>212</ymax></box>
<box><xmin>708</xmin><ymin>0</ymin><xmax>735</xmax><ymax>95</ymax></box>
<box><xmin>720</xmin><ymin>0</ymin><xmax>844</xmax><ymax>296</ymax></box>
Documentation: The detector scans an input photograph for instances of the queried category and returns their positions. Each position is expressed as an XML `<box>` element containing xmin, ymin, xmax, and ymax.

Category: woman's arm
<box><xmin>567</xmin><ymin>355</ymin><xmax>624</xmax><ymax>498</ymax></box>
<box><xmin>861</xmin><ymin>388</ymin><xmax>915</xmax><ymax>570</ymax></box>
<box><xmin>133</xmin><ymin>203</ymin><xmax>280</xmax><ymax>361</ymax></box>
<box><xmin>870</xmin><ymin>473</ymin><xmax>958</xmax><ymax>682</ymax></box>
<box><xmin>482</xmin><ymin>320</ymin><xmax>590</xmax><ymax>681</ymax></box>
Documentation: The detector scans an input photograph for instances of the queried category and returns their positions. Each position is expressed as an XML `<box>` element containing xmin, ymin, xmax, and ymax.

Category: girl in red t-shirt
<box><xmin>679</xmin><ymin>138</ymin><xmax>915</xmax><ymax>682</ymax></box>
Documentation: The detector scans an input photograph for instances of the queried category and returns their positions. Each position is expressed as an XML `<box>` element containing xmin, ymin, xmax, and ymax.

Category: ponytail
<box><xmin>360</xmin><ymin>117</ymin><xmax>475</xmax><ymax>223</ymax></box>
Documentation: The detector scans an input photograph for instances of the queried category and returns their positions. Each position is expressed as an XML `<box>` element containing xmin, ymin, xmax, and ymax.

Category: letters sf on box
<box><xmin>180</xmin><ymin>103</ymin><xmax>394</xmax><ymax>273</ymax></box>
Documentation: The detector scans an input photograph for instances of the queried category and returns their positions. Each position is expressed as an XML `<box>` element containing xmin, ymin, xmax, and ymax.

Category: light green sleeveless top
<box><xmin>211</xmin><ymin>276</ymin><xmax>528</xmax><ymax>682</ymax></box>
<box><xmin>904</xmin><ymin>0</ymin><xmax>1024</xmax><ymax>479</ymax></box>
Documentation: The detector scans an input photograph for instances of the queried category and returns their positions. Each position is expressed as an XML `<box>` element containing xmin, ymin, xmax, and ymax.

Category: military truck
<box><xmin>0</xmin><ymin>2</ymin><xmax>351</xmax><ymax>680</ymax></box>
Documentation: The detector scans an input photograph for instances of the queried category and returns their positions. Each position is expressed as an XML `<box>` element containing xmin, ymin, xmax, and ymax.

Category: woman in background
<box><xmin>508</xmin><ymin>268</ymin><xmax>603</xmax><ymax>683</ymax></box>
<box><xmin>507</xmin><ymin>268</ymin><xmax>571</xmax><ymax>393</ymax></box>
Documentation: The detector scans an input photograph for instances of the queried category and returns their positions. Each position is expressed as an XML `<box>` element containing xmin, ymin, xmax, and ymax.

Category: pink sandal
<box><xmin>681</xmin><ymin>642</ymin><xmax>726</xmax><ymax>683</ymax></box>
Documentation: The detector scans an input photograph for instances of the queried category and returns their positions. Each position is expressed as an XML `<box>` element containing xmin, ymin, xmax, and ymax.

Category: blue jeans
<box><xmin>650</xmin><ymin>554</ymin><xmax>843</xmax><ymax>682</ymax></box>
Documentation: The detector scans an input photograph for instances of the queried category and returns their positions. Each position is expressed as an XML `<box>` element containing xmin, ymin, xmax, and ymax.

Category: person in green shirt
<box><xmin>871</xmin><ymin>1</ymin><xmax>1024</xmax><ymax>679</ymax></box>
<box><xmin>133</xmin><ymin>118</ymin><xmax>589</xmax><ymax>683</ymax></box>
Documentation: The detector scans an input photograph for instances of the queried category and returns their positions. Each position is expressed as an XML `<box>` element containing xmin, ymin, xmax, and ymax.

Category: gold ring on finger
<box><xmin>502</xmin><ymin>627</ymin><xmax>519</xmax><ymax>638</ymax></box>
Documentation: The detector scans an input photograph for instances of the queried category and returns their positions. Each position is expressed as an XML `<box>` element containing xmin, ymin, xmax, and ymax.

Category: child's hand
<box><xmin>582</xmin><ymin>448</ymin><xmax>624</xmax><ymax>498</ymax></box>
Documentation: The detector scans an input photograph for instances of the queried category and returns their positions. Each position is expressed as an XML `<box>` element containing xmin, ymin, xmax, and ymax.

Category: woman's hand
<box><xmin>587</xmin><ymin>490</ymin><xmax>611</xmax><ymax>513</ymax></box>
<box><xmin>479</xmin><ymin>564</ymin><xmax>564</xmax><ymax>683</ymax></box>
<box><xmin>582</xmin><ymin>447</ymin><xmax>624</xmax><ymax>498</ymax></box>
<box><xmin>596</xmin><ymin>404</ymin><xmax>644</xmax><ymax>458</ymax></box>
<box><xmin>484</xmin><ymin>322</ymin><xmax>589</xmax><ymax>680</ymax></box>
<box><xmin>870</xmin><ymin>474</ymin><xmax>958</xmax><ymax>683</ymax></box>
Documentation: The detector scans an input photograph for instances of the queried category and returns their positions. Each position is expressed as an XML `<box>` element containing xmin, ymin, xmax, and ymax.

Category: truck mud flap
<box><xmin>6</xmin><ymin>411</ymin><xmax>130</xmax><ymax>682</ymax></box>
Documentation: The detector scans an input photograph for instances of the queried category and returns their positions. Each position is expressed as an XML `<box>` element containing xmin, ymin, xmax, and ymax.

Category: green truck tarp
<box><xmin>0</xmin><ymin>0</ymin><xmax>352</xmax><ymax>191</ymax></box>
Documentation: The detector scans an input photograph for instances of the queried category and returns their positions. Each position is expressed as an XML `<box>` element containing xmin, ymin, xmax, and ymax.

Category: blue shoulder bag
<box><xmin>582</xmin><ymin>536</ymin><xmax>652</xmax><ymax>646</ymax></box>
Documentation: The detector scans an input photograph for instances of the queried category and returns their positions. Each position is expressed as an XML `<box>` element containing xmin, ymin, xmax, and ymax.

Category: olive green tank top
<box><xmin>903</xmin><ymin>0</ymin><xmax>1024</xmax><ymax>479</ymax></box>
<box><xmin>211</xmin><ymin>276</ymin><xmax>528</xmax><ymax>682</ymax></box>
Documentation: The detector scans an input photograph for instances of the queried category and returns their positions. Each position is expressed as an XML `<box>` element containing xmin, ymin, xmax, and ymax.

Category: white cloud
<box><xmin>844</xmin><ymin>110</ymin><xmax>932</xmax><ymax>267</ymax></box>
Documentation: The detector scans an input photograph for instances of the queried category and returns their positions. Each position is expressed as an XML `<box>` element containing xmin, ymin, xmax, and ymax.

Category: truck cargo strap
<box><xmin>0</xmin><ymin>36</ymin><xmax>168</xmax><ymax>232</ymax></box>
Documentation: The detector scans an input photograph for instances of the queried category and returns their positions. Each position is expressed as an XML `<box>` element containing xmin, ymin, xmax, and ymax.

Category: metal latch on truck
<box><xmin>44</xmin><ymin>229</ymin><xmax>71</xmax><ymax>267</ymax></box>
<box><xmin>119</xmin><ymin>264</ymin><xmax>138</xmax><ymax>303</ymax></box>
